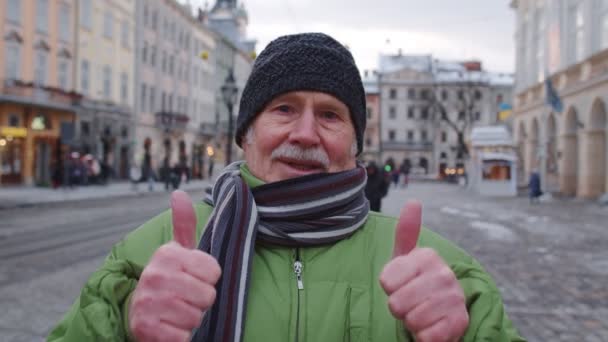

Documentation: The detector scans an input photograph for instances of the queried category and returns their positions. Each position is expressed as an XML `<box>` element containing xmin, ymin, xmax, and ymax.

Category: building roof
<box><xmin>470</xmin><ymin>125</ymin><xmax>514</xmax><ymax>147</ymax></box>
<box><xmin>378</xmin><ymin>53</ymin><xmax>514</xmax><ymax>86</ymax></box>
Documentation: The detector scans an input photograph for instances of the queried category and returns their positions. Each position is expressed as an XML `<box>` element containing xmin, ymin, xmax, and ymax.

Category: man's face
<box><xmin>243</xmin><ymin>91</ymin><xmax>357</xmax><ymax>183</ymax></box>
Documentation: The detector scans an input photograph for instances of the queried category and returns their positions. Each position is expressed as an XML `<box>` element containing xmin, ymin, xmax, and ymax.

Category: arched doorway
<box><xmin>585</xmin><ymin>99</ymin><xmax>607</xmax><ymax>197</ymax></box>
<box><xmin>561</xmin><ymin>107</ymin><xmax>580</xmax><ymax>196</ymax></box>
<box><xmin>516</xmin><ymin>121</ymin><xmax>527</xmax><ymax>186</ymax></box>
<box><xmin>546</xmin><ymin>114</ymin><xmax>559</xmax><ymax>192</ymax></box>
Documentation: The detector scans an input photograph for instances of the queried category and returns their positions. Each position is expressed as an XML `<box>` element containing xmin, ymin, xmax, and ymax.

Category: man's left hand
<box><xmin>379</xmin><ymin>201</ymin><xmax>469</xmax><ymax>342</ymax></box>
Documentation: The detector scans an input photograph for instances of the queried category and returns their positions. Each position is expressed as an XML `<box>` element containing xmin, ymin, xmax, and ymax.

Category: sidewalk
<box><xmin>0</xmin><ymin>179</ymin><xmax>212</xmax><ymax>210</ymax></box>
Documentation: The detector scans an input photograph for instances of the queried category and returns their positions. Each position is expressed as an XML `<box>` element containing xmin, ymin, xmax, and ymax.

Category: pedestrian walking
<box><xmin>365</xmin><ymin>161</ymin><xmax>390</xmax><ymax>211</ymax></box>
<box><xmin>528</xmin><ymin>170</ymin><xmax>542</xmax><ymax>204</ymax></box>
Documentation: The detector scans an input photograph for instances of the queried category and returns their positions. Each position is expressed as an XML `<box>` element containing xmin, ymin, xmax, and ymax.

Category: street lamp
<box><xmin>221</xmin><ymin>70</ymin><xmax>238</xmax><ymax>165</ymax></box>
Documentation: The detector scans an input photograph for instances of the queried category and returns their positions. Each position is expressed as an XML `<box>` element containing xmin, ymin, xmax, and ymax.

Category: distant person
<box><xmin>528</xmin><ymin>170</ymin><xmax>542</xmax><ymax>204</ymax></box>
<box><xmin>400</xmin><ymin>161</ymin><xmax>410</xmax><ymax>188</ymax></box>
<box><xmin>365</xmin><ymin>161</ymin><xmax>390</xmax><ymax>211</ymax></box>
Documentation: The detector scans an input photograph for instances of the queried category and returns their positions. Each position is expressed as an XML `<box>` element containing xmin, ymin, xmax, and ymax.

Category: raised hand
<box><xmin>128</xmin><ymin>190</ymin><xmax>221</xmax><ymax>342</ymax></box>
<box><xmin>379</xmin><ymin>201</ymin><xmax>469</xmax><ymax>342</ymax></box>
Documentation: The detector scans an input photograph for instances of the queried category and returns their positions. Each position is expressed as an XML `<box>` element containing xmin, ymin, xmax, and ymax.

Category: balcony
<box><xmin>1</xmin><ymin>79</ymin><xmax>83</xmax><ymax>110</ymax></box>
<box><xmin>155</xmin><ymin>111</ymin><xmax>189</xmax><ymax>133</ymax></box>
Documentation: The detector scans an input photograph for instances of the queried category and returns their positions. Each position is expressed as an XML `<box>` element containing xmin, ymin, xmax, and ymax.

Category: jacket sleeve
<box><xmin>46</xmin><ymin>249</ymin><xmax>143</xmax><ymax>342</ymax></box>
<box><xmin>453</xmin><ymin>259</ymin><xmax>526</xmax><ymax>342</ymax></box>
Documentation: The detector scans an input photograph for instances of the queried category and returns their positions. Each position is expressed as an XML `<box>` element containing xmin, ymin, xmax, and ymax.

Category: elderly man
<box><xmin>49</xmin><ymin>33</ymin><xmax>524</xmax><ymax>342</ymax></box>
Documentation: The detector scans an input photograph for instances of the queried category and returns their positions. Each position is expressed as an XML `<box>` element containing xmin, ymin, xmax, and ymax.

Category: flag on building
<box><xmin>498</xmin><ymin>103</ymin><xmax>513</xmax><ymax>121</ymax></box>
<box><xmin>545</xmin><ymin>77</ymin><xmax>563</xmax><ymax>113</ymax></box>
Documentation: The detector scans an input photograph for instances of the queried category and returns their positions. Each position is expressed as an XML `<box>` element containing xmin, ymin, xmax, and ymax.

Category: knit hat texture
<box><xmin>235</xmin><ymin>32</ymin><xmax>366</xmax><ymax>155</ymax></box>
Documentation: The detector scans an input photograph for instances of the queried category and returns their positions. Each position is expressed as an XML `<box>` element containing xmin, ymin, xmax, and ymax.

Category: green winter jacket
<box><xmin>48</xmin><ymin>165</ymin><xmax>525</xmax><ymax>342</ymax></box>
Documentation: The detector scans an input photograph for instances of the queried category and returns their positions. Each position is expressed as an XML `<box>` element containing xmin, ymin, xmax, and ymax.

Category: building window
<box><xmin>121</xmin><ymin>72</ymin><xmax>128</xmax><ymax>104</ymax></box>
<box><xmin>34</xmin><ymin>51</ymin><xmax>48</xmax><ymax>85</ymax></box>
<box><xmin>58</xmin><ymin>58</ymin><xmax>70</xmax><ymax>90</ymax></box>
<box><xmin>458</xmin><ymin>111</ymin><xmax>465</xmax><ymax>120</ymax></box>
<box><xmin>568</xmin><ymin>3</ymin><xmax>585</xmax><ymax>63</ymax></box>
<box><xmin>143</xmin><ymin>4</ymin><xmax>149</xmax><ymax>27</ymax></box>
<box><xmin>150</xmin><ymin>46</ymin><xmax>156</xmax><ymax>66</ymax></box>
<box><xmin>169</xmin><ymin>55</ymin><xmax>174</xmax><ymax>75</ymax></box>
<box><xmin>103</xmin><ymin>10</ymin><xmax>113</xmax><ymax>39</ymax></box>
<box><xmin>389</xmin><ymin>130</ymin><xmax>396</xmax><ymax>141</ymax></box>
<box><xmin>142</xmin><ymin>41</ymin><xmax>148</xmax><ymax>63</ymax></box>
<box><xmin>168</xmin><ymin>94</ymin><xmax>173</xmax><ymax>111</ymax></box>
<box><xmin>420</xmin><ymin>89</ymin><xmax>429</xmax><ymax>100</ymax></box>
<box><xmin>366</xmin><ymin>138</ymin><xmax>371</xmax><ymax>147</ymax></box>
<box><xmin>474</xmin><ymin>89</ymin><xmax>482</xmax><ymax>100</ymax></box>
<box><xmin>407</xmin><ymin>130</ymin><xmax>414</xmax><ymax>142</ymax></box>
<box><xmin>602</xmin><ymin>0</ymin><xmax>608</xmax><ymax>49</ymax></box>
<box><xmin>80</xmin><ymin>60</ymin><xmax>89</xmax><ymax>94</ymax></box>
<box><xmin>535</xmin><ymin>8</ymin><xmax>545</xmax><ymax>82</ymax></box>
<box><xmin>421</xmin><ymin>130</ymin><xmax>427</xmax><ymax>142</ymax></box>
<box><xmin>366</xmin><ymin>107</ymin><xmax>372</xmax><ymax>119</ymax></box>
<box><xmin>9</xmin><ymin>114</ymin><xmax>20</xmax><ymax>127</ymax></box>
<box><xmin>475</xmin><ymin>112</ymin><xmax>481</xmax><ymax>121</ymax></box>
<box><xmin>36</xmin><ymin>0</ymin><xmax>49</xmax><ymax>33</ymax></box>
<box><xmin>389</xmin><ymin>106</ymin><xmax>396</xmax><ymax>119</ymax></box>
<box><xmin>121</xmin><ymin>20</ymin><xmax>129</xmax><ymax>48</ymax></box>
<box><xmin>161</xmin><ymin>92</ymin><xmax>166</xmax><ymax>111</ymax></box>
<box><xmin>140</xmin><ymin>84</ymin><xmax>147</xmax><ymax>112</ymax></box>
<box><xmin>151</xmin><ymin>10</ymin><xmax>158</xmax><ymax>30</ymax></box>
<box><xmin>408</xmin><ymin>107</ymin><xmax>415</xmax><ymax>119</ymax></box>
<box><xmin>103</xmin><ymin>65</ymin><xmax>112</xmax><ymax>99</ymax></box>
<box><xmin>420</xmin><ymin>107</ymin><xmax>429</xmax><ymax>119</ymax></box>
<box><xmin>457</xmin><ymin>90</ymin><xmax>464</xmax><ymax>100</ymax></box>
<box><xmin>441</xmin><ymin>89</ymin><xmax>448</xmax><ymax>100</ymax></box>
<box><xmin>4</xmin><ymin>43</ymin><xmax>21</xmax><ymax>80</ymax></box>
<box><xmin>81</xmin><ymin>121</ymin><xmax>90</xmax><ymax>136</ymax></box>
<box><xmin>162</xmin><ymin>51</ymin><xmax>167</xmax><ymax>73</ymax></box>
<box><xmin>441</xmin><ymin>131</ymin><xmax>447</xmax><ymax>142</ymax></box>
<box><xmin>58</xmin><ymin>3</ymin><xmax>71</xmax><ymax>42</ymax></box>
<box><xmin>80</xmin><ymin>0</ymin><xmax>92</xmax><ymax>29</ymax></box>
<box><xmin>389</xmin><ymin>88</ymin><xmax>397</xmax><ymax>99</ymax></box>
<box><xmin>408</xmin><ymin>89</ymin><xmax>415</xmax><ymax>99</ymax></box>
<box><xmin>440</xmin><ymin>152</ymin><xmax>447</xmax><ymax>159</ymax></box>
<box><xmin>149</xmin><ymin>87</ymin><xmax>156</xmax><ymax>112</ymax></box>
<box><xmin>7</xmin><ymin>0</ymin><xmax>21</xmax><ymax>24</ymax></box>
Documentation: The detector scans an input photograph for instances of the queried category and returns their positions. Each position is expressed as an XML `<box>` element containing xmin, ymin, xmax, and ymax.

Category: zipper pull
<box><xmin>293</xmin><ymin>259</ymin><xmax>304</xmax><ymax>290</ymax></box>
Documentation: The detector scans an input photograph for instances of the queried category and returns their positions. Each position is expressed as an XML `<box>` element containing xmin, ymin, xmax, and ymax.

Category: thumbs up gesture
<box><xmin>379</xmin><ymin>201</ymin><xmax>469</xmax><ymax>342</ymax></box>
<box><xmin>128</xmin><ymin>190</ymin><xmax>221</xmax><ymax>342</ymax></box>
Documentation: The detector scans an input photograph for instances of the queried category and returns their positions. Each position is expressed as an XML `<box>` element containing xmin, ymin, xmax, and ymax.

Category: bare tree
<box><xmin>427</xmin><ymin>76</ymin><xmax>484</xmax><ymax>161</ymax></box>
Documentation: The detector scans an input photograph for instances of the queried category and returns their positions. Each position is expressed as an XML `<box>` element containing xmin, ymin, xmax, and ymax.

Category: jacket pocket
<box><xmin>348</xmin><ymin>286</ymin><xmax>370</xmax><ymax>342</ymax></box>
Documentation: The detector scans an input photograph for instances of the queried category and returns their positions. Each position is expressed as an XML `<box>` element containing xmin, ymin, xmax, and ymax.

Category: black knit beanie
<box><xmin>235</xmin><ymin>32</ymin><xmax>367</xmax><ymax>155</ymax></box>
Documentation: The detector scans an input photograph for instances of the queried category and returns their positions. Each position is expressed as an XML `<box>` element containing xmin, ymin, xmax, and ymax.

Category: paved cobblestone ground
<box><xmin>0</xmin><ymin>182</ymin><xmax>606</xmax><ymax>341</ymax></box>
<box><xmin>381</xmin><ymin>183</ymin><xmax>608</xmax><ymax>342</ymax></box>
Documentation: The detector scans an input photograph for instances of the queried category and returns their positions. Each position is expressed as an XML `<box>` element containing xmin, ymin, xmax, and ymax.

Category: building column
<box><xmin>559</xmin><ymin>133</ymin><xmax>578</xmax><ymax>196</ymax></box>
<box><xmin>578</xmin><ymin>129</ymin><xmax>606</xmax><ymax>198</ymax></box>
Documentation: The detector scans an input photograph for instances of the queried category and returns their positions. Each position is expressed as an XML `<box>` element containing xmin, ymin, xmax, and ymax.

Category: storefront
<box><xmin>0</xmin><ymin>87</ymin><xmax>78</xmax><ymax>186</ymax></box>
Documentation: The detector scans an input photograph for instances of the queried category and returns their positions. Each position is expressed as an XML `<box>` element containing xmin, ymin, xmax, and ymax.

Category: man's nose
<box><xmin>288</xmin><ymin>109</ymin><xmax>321</xmax><ymax>147</ymax></box>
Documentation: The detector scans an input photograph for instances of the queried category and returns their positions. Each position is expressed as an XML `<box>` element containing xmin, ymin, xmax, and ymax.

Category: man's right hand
<box><xmin>128</xmin><ymin>190</ymin><xmax>221</xmax><ymax>342</ymax></box>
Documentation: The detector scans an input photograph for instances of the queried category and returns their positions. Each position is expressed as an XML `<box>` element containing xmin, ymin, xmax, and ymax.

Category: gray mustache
<box><xmin>271</xmin><ymin>143</ymin><xmax>330</xmax><ymax>169</ymax></box>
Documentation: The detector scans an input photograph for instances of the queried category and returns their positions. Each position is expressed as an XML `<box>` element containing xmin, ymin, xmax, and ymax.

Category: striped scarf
<box><xmin>192</xmin><ymin>161</ymin><xmax>370</xmax><ymax>342</ymax></box>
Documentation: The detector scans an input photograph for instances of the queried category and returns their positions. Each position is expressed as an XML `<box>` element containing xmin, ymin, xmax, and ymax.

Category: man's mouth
<box><xmin>277</xmin><ymin>158</ymin><xmax>326</xmax><ymax>172</ymax></box>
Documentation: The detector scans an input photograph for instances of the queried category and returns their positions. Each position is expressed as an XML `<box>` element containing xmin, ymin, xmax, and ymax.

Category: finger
<box><xmin>393</xmin><ymin>200</ymin><xmax>422</xmax><ymax>257</ymax></box>
<box><xmin>171</xmin><ymin>190</ymin><xmax>197</xmax><ymax>249</ymax></box>
<box><xmin>380</xmin><ymin>248</ymin><xmax>437</xmax><ymax>294</ymax></box>
<box><xmin>415</xmin><ymin>317</ymin><xmax>455</xmax><ymax>342</ymax></box>
<box><xmin>181</xmin><ymin>250</ymin><xmax>222</xmax><ymax>285</ymax></box>
<box><xmin>156</xmin><ymin>296</ymin><xmax>205</xmax><ymax>331</ymax></box>
<box><xmin>170</xmin><ymin>272</ymin><xmax>218</xmax><ymax>309</ymax></box>
<box><xmin>157</xmin><ymin>320</ymin><xmax>193</xmax><ymax>342</ymax></box>
<box><xmin>404</xmin><ymin>294</ymin><xmax>457</xmax><ymax>334</ymax></box>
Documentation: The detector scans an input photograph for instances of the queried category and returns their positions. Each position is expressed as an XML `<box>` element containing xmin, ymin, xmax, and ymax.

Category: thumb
<box><xmin>393</xmin><ymin>200</ymin><xmax>422</xmax><ymax>258</ymax></box>
<box><xmin>171</xmin><ymin>190</ymin><xmax>197</xmax><ymax>249</ymax></box>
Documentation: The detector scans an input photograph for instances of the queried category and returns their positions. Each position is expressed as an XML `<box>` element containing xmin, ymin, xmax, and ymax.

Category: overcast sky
<box><xmin>189</xmin><ymin>0</ymin><xmax>515</xmax><ymax>73</ymax></box>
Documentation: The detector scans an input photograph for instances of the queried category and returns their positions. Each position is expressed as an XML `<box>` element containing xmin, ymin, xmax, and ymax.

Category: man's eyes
<box><xmin>320</xmin><ymin>111</ymin><xmax>340</xmax><ymax>121</ymax></box>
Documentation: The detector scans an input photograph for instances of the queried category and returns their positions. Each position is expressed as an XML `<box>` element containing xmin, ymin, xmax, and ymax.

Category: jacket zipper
<box><xmin>293</xmin><ymin>248</ymin><xmax>304</xmax><ymax>342</ymax></box>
